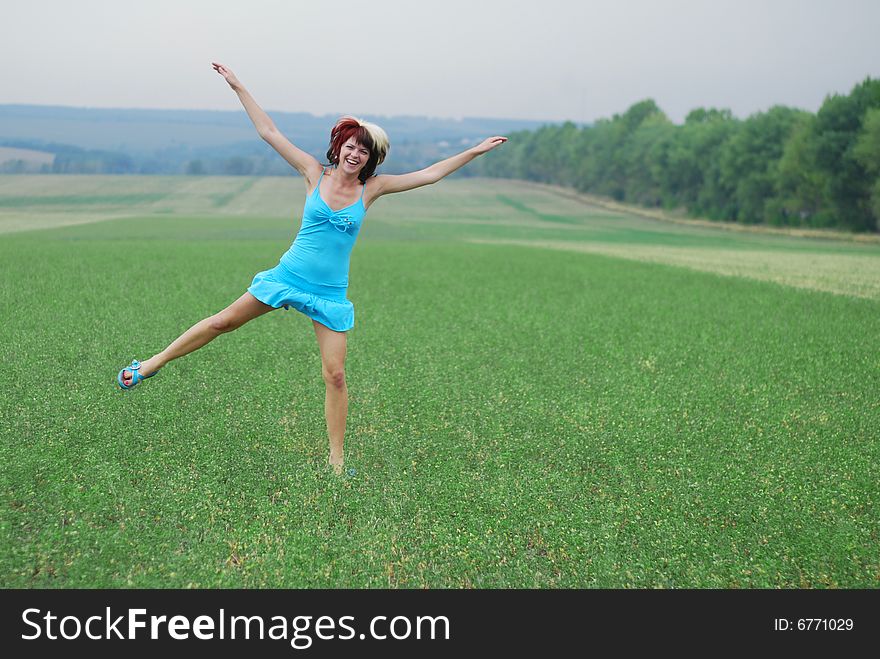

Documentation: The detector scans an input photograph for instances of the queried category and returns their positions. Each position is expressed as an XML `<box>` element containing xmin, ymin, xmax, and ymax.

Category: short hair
<box><xmin>326</xmin><ymin>116</ymin><xmax>390</xmax><ymax>183</ymax></box>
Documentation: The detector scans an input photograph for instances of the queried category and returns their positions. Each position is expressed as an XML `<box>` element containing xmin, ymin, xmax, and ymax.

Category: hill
<box><xmin>0</xmin><ymin>104</ymin><xmax>556</xmax><ymax>175</ymax></box>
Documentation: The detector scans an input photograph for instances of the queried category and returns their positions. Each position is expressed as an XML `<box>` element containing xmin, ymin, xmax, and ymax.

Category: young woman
<box><xmin>117</xmin><ymin>62</ymin><xmax>507</xmax><ymax>474</ymax></box>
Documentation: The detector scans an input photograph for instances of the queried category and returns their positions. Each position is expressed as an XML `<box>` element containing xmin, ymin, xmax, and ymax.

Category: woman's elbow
<box><xmin>258</xmin><ymin>125</ymin><xmax>278</xmax><ymax>141</ymax></box>
<box><xmin>424</xmin><ymin>167</ymin><xmax>443</xmax><ymax>186</ymax></box>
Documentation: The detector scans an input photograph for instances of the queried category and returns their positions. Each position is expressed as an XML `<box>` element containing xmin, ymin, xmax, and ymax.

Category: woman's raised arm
<box><xmin>212</xmin><ymin>62</ymin><xmax>321</xmax><ymax>182</ymax></box>
<box><xmin>372</xmin><ymin>136</ymin><xmax>507</xmax><ymax>198</ymax></box>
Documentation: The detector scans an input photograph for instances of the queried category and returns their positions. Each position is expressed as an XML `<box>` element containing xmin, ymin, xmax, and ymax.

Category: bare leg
<box><xmin>120</xmin><ymin>292</ymin><xmax>274</xmax><ymax>386</ymax></box>
<box><xmin>313</xmin><ymin>320</ymin><xmax>348</xmax><ymax>475</ymax></box>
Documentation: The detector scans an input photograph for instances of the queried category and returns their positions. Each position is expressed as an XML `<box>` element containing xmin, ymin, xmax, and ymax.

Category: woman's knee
<box><xmin>322</xmin><ymin>365</ymin><xmax>346</xmax><ymax>389</ymax></box>
<box><xmin>208</xmin><ymin>312</ymin><xmax>240</xmax><ymax>333</ymax></box>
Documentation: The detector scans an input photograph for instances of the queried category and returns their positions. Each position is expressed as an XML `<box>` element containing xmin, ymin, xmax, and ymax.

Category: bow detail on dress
<box><xmin>327</xmin><ymin>212</ymin><xmax>356</xmax><ymax>233</ymax></box>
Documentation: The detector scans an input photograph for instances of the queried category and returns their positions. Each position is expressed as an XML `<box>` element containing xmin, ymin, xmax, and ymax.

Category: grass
<box><xmin>1</xmin><ymin>175</ymin><xmax>879</xmax><ymax>587</ymax></box>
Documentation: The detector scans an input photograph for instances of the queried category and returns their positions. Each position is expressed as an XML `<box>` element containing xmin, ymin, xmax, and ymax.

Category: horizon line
<box><xmin>0</xmin><ymin>102</ymin><xmax>578</xmax><ymax>127</ymax></box>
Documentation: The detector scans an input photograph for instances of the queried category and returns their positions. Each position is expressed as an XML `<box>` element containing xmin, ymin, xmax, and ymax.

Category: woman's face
<box><xmin>338</xmin><ymin>138</ymin><xmax>371</xmax><ymax>177</ymax></box>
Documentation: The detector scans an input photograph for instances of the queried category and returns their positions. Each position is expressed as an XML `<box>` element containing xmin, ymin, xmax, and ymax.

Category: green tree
<box><xmin>774</xmin><ymin>114</ymin><xmax>831</xmax><ymax>226</ymax></box>
<box><xmin>670</xmin><ymin>109</ymin><xmax>737</xmax><ymax>216</ymax></box>
<box><xmin>576</xmin><ymin>99</ymin><xmax>666</xmax><ymax>200</ymax></box>
<box><xmin>812</xmin><ymin>77</ymin><xmax>880</xmax><ymax>230</ymax></box>
<box><xmin>621</xmin><ymin>112</ymin><xmax>675</xmax><ymax>206</ymax></box>
<box><xmin>718</xmin><ymin>106</ymin><xmax>806</xmax><ymax>223</ymax></box>
<box><xmin>853</xmin><ymin>107</ymin><xmax>880</xmax><ymax>225</ymax></box>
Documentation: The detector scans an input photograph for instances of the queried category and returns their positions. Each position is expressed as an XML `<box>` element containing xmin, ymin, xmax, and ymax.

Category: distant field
<box><xmin>1</xmin><ymin>175</ymin><xmax>878</xmax><ymax>587</ymax></box>
<box><xmin>0</xmin><ymin>147</ymin><xmax>55</xmax><ymax>173</ymax></box>
<box><xmin>0</xmin><ymin>175</ymin><xmax>292</xmax><ymax>232</ymax></box>
<box><xmin>0</xmin><ymin>146</ymin><xmax>55</xmax><ymax>165</ymax></box>
<box><xmin>2</xmin><ymin>175</ymin><xmax>878</xmax><ymax>298</ymax></box>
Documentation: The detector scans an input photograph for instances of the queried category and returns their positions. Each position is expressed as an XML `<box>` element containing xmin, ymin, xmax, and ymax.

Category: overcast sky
<box><xmin>2</xmin><ymin>0</ymin><xmax>878</xmax><ymax>124</ymax></box>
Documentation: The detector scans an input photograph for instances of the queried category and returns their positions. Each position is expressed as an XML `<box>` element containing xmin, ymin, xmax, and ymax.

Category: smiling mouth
<box><xmin>345</xmin><ymin>158</ymin><xmax>359</xmax><ymax>166</ymax></box>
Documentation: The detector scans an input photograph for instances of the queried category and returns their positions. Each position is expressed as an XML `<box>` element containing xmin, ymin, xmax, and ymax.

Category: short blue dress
<box><xmin>248</xmin><ymin>167</ymin><xmax>366</xmax><ymax>332</ymax></box>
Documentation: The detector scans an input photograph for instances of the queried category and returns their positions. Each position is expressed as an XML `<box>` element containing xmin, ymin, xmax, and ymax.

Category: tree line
<box><xmin>473</xmin><ymin>78</ymin><xmax>880</xmax><ymax>232</ymax></box>
<box><xmin>0</xmin><ymin>138</ymin><xmax>483</xmax><ymax>178</ymax></box>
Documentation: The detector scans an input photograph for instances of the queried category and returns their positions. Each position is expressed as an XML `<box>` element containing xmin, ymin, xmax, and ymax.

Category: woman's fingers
<box><xmin>212</xmin><ymin>63</ymin><xmax>239</xmax><ymax>89</ymax></box>
<box><xmin>473</xmin><ymin>136</ymin><xmax>508</xmax><ymax>154</ymax></box>
<box><xmin>212</xmin><ymin>62</ymin><xmax>234</xmax><ymax>82</ymax></box>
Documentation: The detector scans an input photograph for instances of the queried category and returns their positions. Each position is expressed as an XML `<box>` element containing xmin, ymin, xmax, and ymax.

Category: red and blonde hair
<box><xmin>326</xmin><ymin>116</ymin><xmax>390</xmax><ymax>183</ymax></box>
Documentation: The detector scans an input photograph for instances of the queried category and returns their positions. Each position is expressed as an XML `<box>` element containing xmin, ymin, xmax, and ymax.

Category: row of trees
<box><xmin>0</xmin><ymin>140</ymin><xmax>302</xmax><ymax>176</ymax></box>
<box><xmin>1</xmin><ymin>140</ymin><xmax>474</xmax><ymax>177</ymax></box>
<box><xmin>473</xmin><ymin>78</ymin><xmax>880</xmax><ymax>232</ymax></box>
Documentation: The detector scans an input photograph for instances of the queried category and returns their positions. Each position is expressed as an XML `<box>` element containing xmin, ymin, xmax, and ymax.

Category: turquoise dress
<box><xmin>248</xmin><ymin>167</ymin><xmax>366</xmax><ymax>331</ymax></box>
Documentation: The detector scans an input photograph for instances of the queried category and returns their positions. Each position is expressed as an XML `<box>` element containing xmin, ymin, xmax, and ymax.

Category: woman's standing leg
<box><xmin>120</xmin><ymin>292</ymin><xmax>274</xmax><ymax>386</ymax></box>
<box><xmin>313</xmin><ymin>320</ymin><xmax>348</xmax><ymax>475</ymax></box>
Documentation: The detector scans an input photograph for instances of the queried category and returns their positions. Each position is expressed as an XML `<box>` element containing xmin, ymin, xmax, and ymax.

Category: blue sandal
<box><xmin>117</xmin><ymin>359</ymin><xmax>158</xmax><ymax>390</ymax></box>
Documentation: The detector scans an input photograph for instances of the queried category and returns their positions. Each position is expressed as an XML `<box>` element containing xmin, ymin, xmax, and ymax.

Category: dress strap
<box><xmin>312</xmin><ymin>167</ymin><xmax>326</xmax><ymax>195</ymax></box>
<box><xmin>359</xmin><ymin>179</ymin><xmax>366</xmax><ymax>200</ymax></box>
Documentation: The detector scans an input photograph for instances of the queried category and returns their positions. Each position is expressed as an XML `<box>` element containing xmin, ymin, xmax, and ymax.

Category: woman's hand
<box><xmin>212</xmin><ymin>62</ymin><xmax>242</xmax><ymax>91</ymax></box>
<box><xmin>472</xmin><ymin>136</ymin><xmax>508</xmax><ymax>155</ymax></box>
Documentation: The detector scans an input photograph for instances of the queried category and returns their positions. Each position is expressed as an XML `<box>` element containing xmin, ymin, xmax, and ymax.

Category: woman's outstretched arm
<box><xmin>212</xmin><ymin>62</ymin><xmax>321</xmax><ymax>181</ymax></box>
<box><xmin>373</xmin><ymin>136</ymin><xmax>507</xmax><ymax>198</ymax></box>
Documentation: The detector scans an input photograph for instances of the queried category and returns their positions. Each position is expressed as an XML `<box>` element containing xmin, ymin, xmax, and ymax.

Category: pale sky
<box><xmin>2</xmin><ymin>0</ymin><xmax>879</xmax><ymax>123</ymax></box>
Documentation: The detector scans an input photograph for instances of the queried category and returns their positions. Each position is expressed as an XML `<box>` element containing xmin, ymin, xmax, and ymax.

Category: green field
<box><xmin>1</xmin><ymin>175</ymin><xmax>878</xmax><ymax>587</ymax></box>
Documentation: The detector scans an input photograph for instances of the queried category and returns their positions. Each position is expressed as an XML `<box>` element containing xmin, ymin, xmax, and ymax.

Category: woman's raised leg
<box><xmin>120</xmin><ymin>292</ymin><xmax>274</xmax><ymax>386</ymax></box>
<box><xmin>313</xmin><ymin>320</ymin><xmax>348</xmax><ymax>475</ymax></box>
